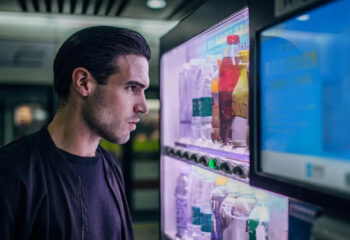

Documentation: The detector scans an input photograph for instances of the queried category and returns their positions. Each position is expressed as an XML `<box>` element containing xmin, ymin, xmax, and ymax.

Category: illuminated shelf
<box><xmin>164</xmin><ymin>145</ymin><xmax>249</xmax><ymax>184</ymax></box>
<box><xmin>175</xmin><ymin>141</ymin><xmax>249</xmax><ymax>162</ymax></box>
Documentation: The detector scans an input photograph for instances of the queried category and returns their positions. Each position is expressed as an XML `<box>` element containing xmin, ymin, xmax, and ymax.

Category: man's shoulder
<box><xmin>0</xmin><ymin>135</ymin><xmax>32</xmax><ymax>159</ymax></box>
<box><xmin>0</xmin><ymin>130</ymin><xmax>43</xmax><ymax>173</ymax></box>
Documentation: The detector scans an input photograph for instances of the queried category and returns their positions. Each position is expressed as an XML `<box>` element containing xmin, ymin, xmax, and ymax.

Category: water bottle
<box><xmin>200</xmin><ymin>176</ymin><xmax>215</xmax><ymax>239</ymax></box>
<box><xmin>190</xmin><ymin>58</ymin><xmax>205</xmax><ymax>142</ymax></box>
<box><xmin>200</xmin><ymin>56</ymin><xmax>216</xmax><ymax>142</ymax></box>
<box><xmin>266</xmin><ymin>196</ymin><xmax>287</xmax><ymax>240</ymax></box>
<box><xmin>248</xmin><ymin>200</ymin><xmax>270</xmax><ymax>240</ymax></box>
<box><xmin>187</xmin><ymin>168</ymin><xmax>204</xmax><ymax>239</ymax></box>
<box><xmin>200</xmin><ymin>207</ymin><xmax>213</xmax><ymax>240</ymax></box>
<box><xmin>175</xmin><ymin>167</ymin><xmax>191</xmax><ymax>238</ymax></box>
<box><xmin>179</xmin><ymin>63</ymin><xmax>192</xmax><ymax>140</ymax></box>
<box><xmin>231</xmin><ymin>185</ymin><xmax>257</xmax><ymax>240</ymax></box>
<box><xmin>210</xmin><ymin>177</ymin><xmax>228</xmax><ymax>240</ymax></box>
<box><xmin>220</xmin><ymin>182</ymin><xmax>241</xmax><ymax>240</ymax></box>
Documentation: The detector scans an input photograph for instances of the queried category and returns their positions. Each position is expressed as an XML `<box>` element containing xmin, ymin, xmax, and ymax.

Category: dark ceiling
<box><xmin>0</xmin><ymin>0</ymin><xmax>206</xmax><ymax>20</ymax></box>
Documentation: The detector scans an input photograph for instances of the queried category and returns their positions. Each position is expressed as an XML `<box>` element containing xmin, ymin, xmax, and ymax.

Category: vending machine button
<box><xmin>199</xmin><ymin>156</ymin><xmax>208</xmax><ymax>166</ymax></box>
<box><xmin>209</xmin><ymin>158</ymin><xmax>218</xmax><ymax>169</ymax></box>
<box><xmin>175</xmin><ymin>150</ymin><xmax>182</xmax><ymax>157</ymax></box>
<box><xmin>233</xmin><ymin>165</ymin><xmax>245</xmax><ymax>178</ymax></box>
<box><xmin>190</xmin><ymin>154</ymin><xmax>198</xmax><ymax>162</ymax></box>
<box><xmin>220</xmin><ymin>162</ymin><xmax>230</xmax><ymax>173</ymax></box>
<box><xmin>169</xmin><ymin>148</ymin><xmax>175</xmax><ymax>156</ymax></box>
<box><xmin>183</xmin><ymin>152</ymin><xmax>190</xmax><ymax>160</ymax></box>
<box><xmin>164</xmin><ymin>147</ymin><xmax>171</xmax><ymax>155</ymax></box>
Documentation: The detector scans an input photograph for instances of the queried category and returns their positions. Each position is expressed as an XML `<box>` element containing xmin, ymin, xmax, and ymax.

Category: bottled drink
<box><xmin>220</xmin><ymin>182</ymin><xmax>241</xmax><ymax>240</ymax></box>
<box><xmin>210</xmin><ymin>176</ymin><xmax>228</xmax><ymax>240</ymax></box>
<box><xmin>211</xmin><ymin>59</ymin><xmax>221</xmax><ymax>143</ymax></box>
<box><xmin>188</xmin><ymin>168</ymin><xmax>204</xmax><ymax>239</ymax></box>
<box><xmin>232</xmin><ymin>50</ymin><xmax>249</xmax><ymax>146</ymax></box>
<box><xmin>219</xmin><ymin>35</ymin><xmax>240</xmax><ymax>145</ymax></box>
<box><xmin>200</xmin><ymin>208</ymin><xmax>213</xmax><ymax>240</ymax></box>
<box><xmin>175</xmin><ymin>167</ymin><xmax>191</xmax><ymax>238</ymax></box>
<box><xmin>179</xmin><ymin>63</ymin><xmax>192</xmax><ymax>140</ymax></box>
<box><xmin>199</xmin><ymin>176</ymin><xmax>215</xmax><ymax>237</ymax></box>
<box><xmin>266</xmin><ymin>196</ymin><xmax>287</xmax><ymax>240</ymax></box>
<box><xmin>231</xmin><ymin>186</ymin><xmax>257</xmax><ymax>240</ymax></box>
<box><xmin>190</xmin><ymin>58</ymin><xmax>205</xmax><ymax>142</ymax></box>
<box><xmin>200</xmin><ymin>56</ymin><xmax>216</xmax><ymax>142</ymax></box>
<box><xmin>248</xmin><ymin>201</ymin><xmax>270</xmax><ymax>240</ymax></box>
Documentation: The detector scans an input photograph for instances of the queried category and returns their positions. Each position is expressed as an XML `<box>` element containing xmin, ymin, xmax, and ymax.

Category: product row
<box><xmin>178</xmin><ymin>34</ymin><xmax>249</xmax><ymax>150</ymax></box>
<box><xmin>174</xmin><ymin>167</ymin><xmax>288</xmax><ymax>240</ymax></box>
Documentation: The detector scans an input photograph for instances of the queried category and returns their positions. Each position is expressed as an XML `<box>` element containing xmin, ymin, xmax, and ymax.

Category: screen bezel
<box><xmin>249</xmin><ymin>0</ymin><xmax>350</xmax><ymax>212</ymax></box>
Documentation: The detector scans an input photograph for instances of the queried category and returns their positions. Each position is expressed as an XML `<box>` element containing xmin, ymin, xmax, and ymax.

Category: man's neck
<box><xmin>47</xmin><ymin>105</ymin><xmax>100</xmax><ymax>157</ymax></box>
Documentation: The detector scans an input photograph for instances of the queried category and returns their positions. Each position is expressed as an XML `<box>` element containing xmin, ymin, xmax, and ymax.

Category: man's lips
<box><xmin>128</xmin><ymin>119</ymin><xmax>140</xmax><ymax>124</ymax></box>
<box><xmin>128</xmin><ymin>119</ymin><xmax>140</xmax><ymax>131</ymax></box>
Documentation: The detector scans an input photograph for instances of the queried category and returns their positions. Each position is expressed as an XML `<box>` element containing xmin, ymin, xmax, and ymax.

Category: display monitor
<box><xmin>253</xmin><ymin>0</ymin><xmax>350</xmax><ymax>210</ymax></box>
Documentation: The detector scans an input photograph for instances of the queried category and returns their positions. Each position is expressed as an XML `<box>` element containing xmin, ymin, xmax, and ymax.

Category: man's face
<box><xmin>82</xmin><ymin>54</ymin><xmax>149</xmax><ymax>144</ymax></box>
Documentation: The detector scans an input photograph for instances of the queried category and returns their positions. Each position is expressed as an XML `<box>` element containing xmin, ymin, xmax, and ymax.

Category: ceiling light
<box><xmin>147</xmin><ymin>0</ymin><xmax>166</xmax><ymax>9</ymax></box>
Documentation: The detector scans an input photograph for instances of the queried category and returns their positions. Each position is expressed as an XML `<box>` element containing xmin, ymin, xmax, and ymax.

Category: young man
<box><xmin>0</xmin><ymin>26</ymin><xmax>151</xmax><ymax>240</ymax></box>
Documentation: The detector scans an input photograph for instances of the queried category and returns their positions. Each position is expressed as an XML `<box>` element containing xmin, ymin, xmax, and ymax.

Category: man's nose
<box><xmin>134</xmin><ymin>96</ymin><xmax>148</xmax><ymax>114</ymax></box>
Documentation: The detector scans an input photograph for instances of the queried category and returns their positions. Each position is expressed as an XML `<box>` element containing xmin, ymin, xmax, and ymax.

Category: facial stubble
<box><xmin>82</xmin><ymin>85</ymin><xmax>130</xmax><ymax>144</ymax></box>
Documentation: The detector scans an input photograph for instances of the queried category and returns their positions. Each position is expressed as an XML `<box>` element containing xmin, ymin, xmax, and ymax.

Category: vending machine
<box><xmin>159</xmin><ymin>0</ymin><xmax>288</xmax><ymax>239</ymax></box>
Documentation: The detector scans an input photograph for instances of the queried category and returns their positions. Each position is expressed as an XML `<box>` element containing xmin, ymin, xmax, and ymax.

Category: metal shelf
<box><xmin>163</xmin><ymin>145</ymin><xmax>249</xmax><ymax>184</ymax></box>
<box><xmin>175</xmin><ymin>141</ymin><xmax>249</xmax><ymax>162</ymax></box>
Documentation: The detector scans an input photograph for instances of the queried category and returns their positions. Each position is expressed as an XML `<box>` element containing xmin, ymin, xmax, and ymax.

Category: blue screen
<box><xmin>260</xmin><ymin>0</ymin><xmax>350</xmax><ymax>161</ymax></box>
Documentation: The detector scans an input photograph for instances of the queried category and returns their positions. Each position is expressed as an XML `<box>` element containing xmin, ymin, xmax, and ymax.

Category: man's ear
<box><xmin>71</xmin><ymin>67</ymin><xmax>95</xmax><ymax>97</ymax></box>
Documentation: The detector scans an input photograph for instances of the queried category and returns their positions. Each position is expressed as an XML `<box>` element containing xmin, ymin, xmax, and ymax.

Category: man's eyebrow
<box><xmin>125</xmin><ymin>81</ymin><xmax>147</xmax><ymax>89</ymax></box>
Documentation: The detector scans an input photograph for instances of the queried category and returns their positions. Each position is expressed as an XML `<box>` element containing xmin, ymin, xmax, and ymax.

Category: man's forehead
<box><xmin>113</xmin><ymin>54</ymin><xmax>149</xmax><ymax>87</ymax></box>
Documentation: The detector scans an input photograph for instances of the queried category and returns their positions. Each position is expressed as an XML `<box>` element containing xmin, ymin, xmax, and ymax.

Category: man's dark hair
<box><xmin>53</xmin><ymin>26</ymin><xmax>151</xmax><ymax>105</ymax></box>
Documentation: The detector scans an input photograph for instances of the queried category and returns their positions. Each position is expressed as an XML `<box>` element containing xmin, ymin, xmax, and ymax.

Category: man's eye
<box><xmin>127</xmin><ymin>85</ymin><xmax>137</xmax><ymax>92</ymax></box>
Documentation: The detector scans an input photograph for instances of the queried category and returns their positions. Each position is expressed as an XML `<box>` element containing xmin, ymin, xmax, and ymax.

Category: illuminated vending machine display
<box><xmin>249</xmin><ymin>0</ymin><xmax>350</xmax><ymax>238</ymax></box>
<box><xmin>160</xmin><ymin>0</ymin><xmax>288</xmax><ymax>239</ymax></box>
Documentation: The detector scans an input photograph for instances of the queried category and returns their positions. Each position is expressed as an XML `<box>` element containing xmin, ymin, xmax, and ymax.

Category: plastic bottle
<box><xmin>200</xmin><ymin>208</ymin><xmax>212</xmax><ymax>240</ymax></box>
<box><xmin>179</xmin><ymin>63</ymin><xmax>192</xmax><ymax>140</ymax></box>
<box><xmin>199</xmin><ymin>175</ymin><xmax>215</xmax><ymax>238</ymax></box>
<box><xmin>239</xmin><ymin>21</ymin><xmax>249</xmax><ymax>51</ymax></box>
<box><xmin>200</xmin><ymin>56</ymin><xmax>216</xmax><ymax>142</ymax></box>
<box><xmin>266</xmin><ymin>196</ymin><xmax>288</xmax><ymax>240</ymax></box>
<box><xmin>220</xmin><ymin>182</ymin><xmax>241</xmax><ymax>240</ymax></box>
<box><xmin>232</xmin><ymin>50</ymin><xmax>249</xmax><ymax>146</ymax></box>
<box><xmin>211</xmin><ymin>59</ymin><xmax>222</xmax><ymax>144</ymax></box>
<box><xmin>210</xmin><ymin>176</ymin><xmax>229</xmax><ymax>240</ymax></box>
<box><xmin>175</xmin><ymin>167</ymin><xmax>191</xmax><ymax>238</ymax></box>
<box><xmin>190</xmin><ymin>58</ymin><xmax>205</xmax><ymax>142</ymax></box>
<box><xmin>187</xmin><ymin>168</ymin><xmax>205</xmax><ymax>239</ymax></box>
<box><xmin>231</xmin><ymin>185</ymin><xmax>257</xmax><ymax>240</ymax></box>
<box><xmin>200</xmin><ymin>176</ymin><xmax>214</xmax><ymax>240</ymax></box>
<box><xmin>219</xmin><ymin>35</ymin><xmax>240</xmax><ymax>145</ymax></box>
<box><xmin>248</xmin><ymin>201</ymin><xmax>270</xmax><ymax>240</ymax></box>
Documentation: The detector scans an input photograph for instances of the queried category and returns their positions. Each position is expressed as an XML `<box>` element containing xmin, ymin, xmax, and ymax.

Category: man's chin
<box><xmin>102</xmin><ymin>132</ymin><xmax>130</xmax><ymax>145</ymax></box>
<box><xmin>114</xmin><ymin>133</ymin><xmax>130</xmax><ymax>145</ymax></box>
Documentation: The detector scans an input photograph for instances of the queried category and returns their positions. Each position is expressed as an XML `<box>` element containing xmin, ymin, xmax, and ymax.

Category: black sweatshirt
<box><xmin>0</xmin><ymin>127</ymin><xmax>134</xmax><ymax>240</ymax></box>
